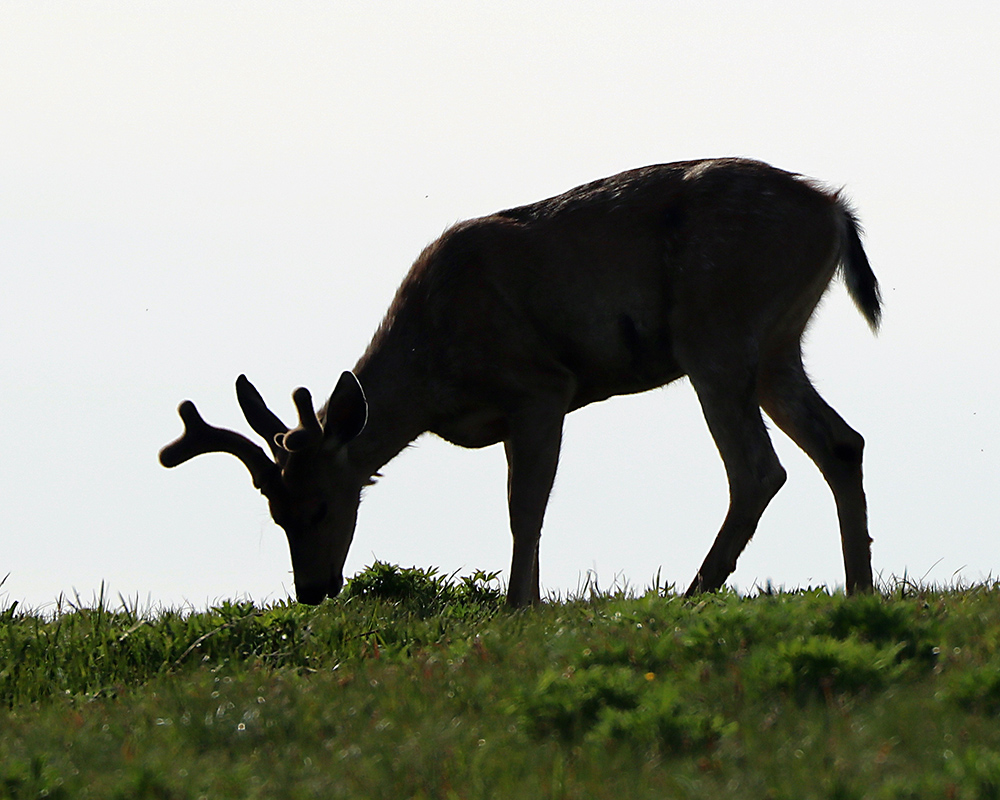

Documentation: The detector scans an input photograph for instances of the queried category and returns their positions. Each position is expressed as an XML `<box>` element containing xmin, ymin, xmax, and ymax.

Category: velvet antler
<box><xmin>159</xmin><ymin>399</ymin><xmax>281</xmax><ymax>495</ymax></box>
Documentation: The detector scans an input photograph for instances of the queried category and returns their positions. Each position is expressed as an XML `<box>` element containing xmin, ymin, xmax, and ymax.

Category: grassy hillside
<box><xmin>3</xmin><ymin>565</ymin><xmax>1000</xmax><ymax>799</ymax></box>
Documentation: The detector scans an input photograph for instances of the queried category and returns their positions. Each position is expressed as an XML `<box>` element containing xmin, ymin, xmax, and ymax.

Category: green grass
<box><xmin>3</xmin><ymin>566</ymin><xmax>1000</xmax><ymax>798</ymax></box>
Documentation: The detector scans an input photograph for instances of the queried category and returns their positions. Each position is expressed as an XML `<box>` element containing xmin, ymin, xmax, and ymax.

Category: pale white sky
<box><xmin>2</xmin><ymin>3</ymin><xmax>998</xmax><ymax>609</ymax></box>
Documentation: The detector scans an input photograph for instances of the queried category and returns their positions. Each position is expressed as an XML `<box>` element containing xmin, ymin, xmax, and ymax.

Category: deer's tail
<box><xmin>836</xmin><ymin>199</ymin><xmax>882</xmax><ymax>333</ymax></box>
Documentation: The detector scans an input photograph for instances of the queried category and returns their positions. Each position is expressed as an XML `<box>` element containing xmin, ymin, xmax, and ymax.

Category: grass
<box><xmin>3</xmin><ymin>566</ymin><xmax>1000</xmax><ymax>798</ymax></box>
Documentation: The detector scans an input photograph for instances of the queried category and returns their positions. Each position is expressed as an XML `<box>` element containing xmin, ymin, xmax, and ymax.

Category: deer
<box><xmin>160</xmin><ymin>157</ymin><xmax>881</xmax><ymax>607</ymax></box>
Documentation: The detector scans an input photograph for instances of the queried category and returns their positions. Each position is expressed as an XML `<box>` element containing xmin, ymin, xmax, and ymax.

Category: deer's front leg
<box><xmin>503</xmin><ymin>405</ymin><xmax>567</xmax><ymax>608</ymax></box>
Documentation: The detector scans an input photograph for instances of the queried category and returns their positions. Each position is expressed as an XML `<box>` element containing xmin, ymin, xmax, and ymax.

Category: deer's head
<box><xmin>159</xmin><ymin>372</ymin><xmax>368</xmax><ymax>604</ymax></box>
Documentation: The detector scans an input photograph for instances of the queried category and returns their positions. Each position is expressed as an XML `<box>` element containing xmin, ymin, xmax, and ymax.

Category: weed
<box><xmin>756</xmin><ymin>635</ymin><xmax>905</xmax><ymax>700</ymax></box>
<box><xmin>344</xmin><ymin>561</ymin><xmax>504</xmax><ymax>616</ymax></box>
<box><xmin>947</xmin><ymin>660</ymin><xmax>1000</xmax><ymax>714</ymax></box>
<box><xmin>818</xmin><ymin>593</ymin><xmax>940</xmax><ymax>666</ymax></box>
<box><xmin>588</xmin><ymin>683</ymin><xmax>733</xmax><ymax>754</ymax></box>
<box><xmin>522</xmin><ymin>665</ymin><xmax>645</xmax><ymax>740</ymax></box>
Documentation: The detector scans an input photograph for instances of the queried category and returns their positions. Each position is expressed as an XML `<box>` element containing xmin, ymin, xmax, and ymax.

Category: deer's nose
<box><xmin>295</xmin><ymin>584</ymin><xmax>328</xmax><ymax>606</ymax></box>
<box><xmin>295</xmin><ymin>574</ymin><xmax>343</xmax><ymax>605</ymax></box>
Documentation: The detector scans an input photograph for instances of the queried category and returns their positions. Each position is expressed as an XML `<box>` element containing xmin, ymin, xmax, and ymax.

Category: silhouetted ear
<box><xmin>323</xmin><ymin>371</ymin><xmax>367</xmax><ymax>447</ymax></box>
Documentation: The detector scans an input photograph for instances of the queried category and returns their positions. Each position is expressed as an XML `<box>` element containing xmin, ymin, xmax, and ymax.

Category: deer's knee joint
<box><xmin>731</xmin><ymin>460</ymin><xmax>785</xmax><ymax>516</ymax></box>
<box><xmin>768</xmin><ymin>461</ymin><xmax>788</xmax><ymax>491</ymax></box>
<box><xmin>832</xmin><ymin>430</ymin><xmax>865</xmax><ymax>468</ymax></box>
<box><xmin>757</xmin><ymin>456</ymin><xmax>787</xmax><ymax>501</ymax></box>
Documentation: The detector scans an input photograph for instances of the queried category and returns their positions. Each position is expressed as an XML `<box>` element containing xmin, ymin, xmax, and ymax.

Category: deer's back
<box><xmin>391</xmin><ymin>159</ymin><xmax>842</xmax><ymax>422</ymax></box>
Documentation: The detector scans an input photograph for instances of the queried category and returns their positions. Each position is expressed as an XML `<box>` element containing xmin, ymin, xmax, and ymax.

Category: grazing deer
<box><xmin>161</xmin><ymin>158</ymin><xmax>880</xmax><ymax>607</ymax></box>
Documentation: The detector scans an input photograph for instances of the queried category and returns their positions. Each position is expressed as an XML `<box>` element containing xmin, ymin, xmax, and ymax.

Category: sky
<box><xmin>2</xmin><ymin>3</ymin><xmax>998</xmax><ymax>610</ymax></box>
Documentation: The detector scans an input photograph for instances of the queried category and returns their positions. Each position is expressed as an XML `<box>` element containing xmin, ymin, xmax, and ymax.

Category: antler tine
<box><xmin>160</xmin><ymin>400</ymin><xmax>281</xmax><ymax>494</ymax></box>
<box><xmin>280</xmin><ymin>387</ymin><xmax>324</xmax><ymax>453</ymax></box>
<box><xmin>236</xmin><ymin>375</ymin><xmax>289</xmax><ymax>462</ymax></box>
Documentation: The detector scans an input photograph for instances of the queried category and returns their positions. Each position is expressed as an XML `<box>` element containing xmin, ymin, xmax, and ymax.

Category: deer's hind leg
<box><xmin>684</xmin><ymin>357</ymin><xmax>788</xmax><ymax>595</ymax></box>
<box><xmin>758</xmin><ymin>348</ymin><xmax>874</xmax><ymax>594</ymax></box>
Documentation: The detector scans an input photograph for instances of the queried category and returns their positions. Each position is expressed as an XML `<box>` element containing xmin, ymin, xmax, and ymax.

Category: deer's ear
<box><xmin>323</xmin><ymin>371</ymin><xmax>367</xmax><ymax>447</ymax></box>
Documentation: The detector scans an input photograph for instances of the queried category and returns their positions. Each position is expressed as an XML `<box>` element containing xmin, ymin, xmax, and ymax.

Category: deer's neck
<box><xmin>345</xmin><ymin>319</ymin><xmax>433</xmax><ymax>480</ymax></box>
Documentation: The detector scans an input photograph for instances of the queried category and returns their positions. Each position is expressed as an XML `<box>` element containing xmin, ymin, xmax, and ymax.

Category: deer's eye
<box><xmin>309</xmin><ymin>501</ymin><xmax>328</xmax><ymax>526</ymax></box>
